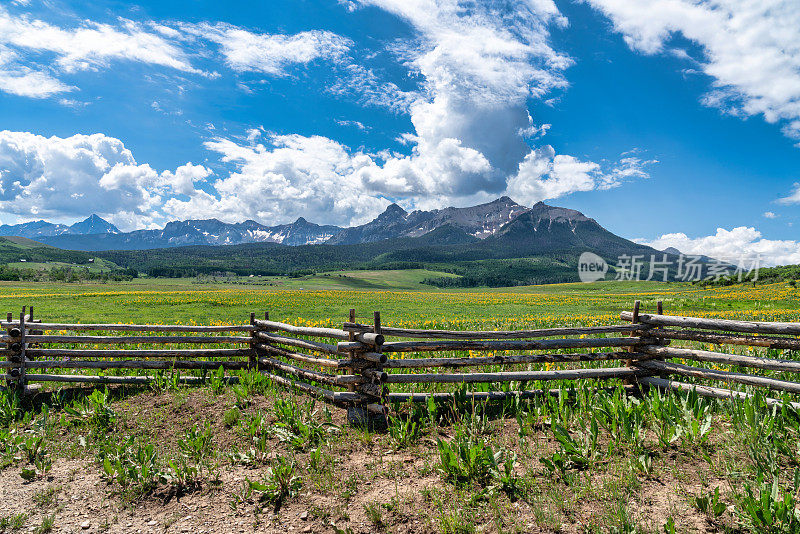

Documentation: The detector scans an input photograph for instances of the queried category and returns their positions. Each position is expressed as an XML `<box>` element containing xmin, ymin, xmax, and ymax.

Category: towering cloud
<box><xmin>0</xmin><ymin>130</ymin><xmax>209</xmax><ymax>230</ymax></box>
<box><xmin>0</xmin><ymin>1</ymin><xmax>653</xmax><ymax>230</ymax></box>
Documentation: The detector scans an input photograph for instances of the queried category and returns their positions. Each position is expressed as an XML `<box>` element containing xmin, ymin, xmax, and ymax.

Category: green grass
<box><xmin>1</xmin><ymin>275</ymin><xmax>800</xmax><ymax>532</ymax></box>
<box><xmin>0</xmin><ymin>274</ymin><xmax>795</xmax><ymax>326</ymax></box>
<box><xmin>241</xmin><ymin>268</ymin><xmax>460</xmax><ymax>291</ymax></box>
<box><xmin>0</xmin><ymin>236</ymin><xmax>54</xmax><ymax>248</ymax></box>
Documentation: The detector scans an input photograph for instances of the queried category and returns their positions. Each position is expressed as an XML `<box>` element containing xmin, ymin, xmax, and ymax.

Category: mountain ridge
<box><xmin>2</xmin><ymin>198</ymin><xmax>658</xmax><ymax>259</ymax></box>
<box><xmin>0</xmin><ymin>215</ymin><xmax>119</xmax><ymax>240</ymax></box>
<box><xmin>0</xmin><ymin>198</ymin><xmax>694</xmax><ymax>286</ymax></box>
<box><xmin>10</xmin><ymin>197</ymin><xmax>535</xmax><ymax>251</ymax></box>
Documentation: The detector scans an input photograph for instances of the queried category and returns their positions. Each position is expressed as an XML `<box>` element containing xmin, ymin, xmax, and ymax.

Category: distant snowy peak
<box><xmin>69</xmin><ymin>214</ymin><xmax>120</xmax><ymax>235</ymax></box>
<box><xmin>405</xmin><ymin>196</ymin><xmax>529</xmax><ymax>239</ymax></box>
<box><xmin>0</xmin><ymin>214</ymin><xmax>118</xmax><ymax>239</ymax></box>
<box><xmin>10</xmin><ymin>197</ymin><xmax>606</xmax><ymax>252</ymax></box>
<box><xmin>327</xmin><ymin>196</ymin><xmax>529</xmax><ymax>244</ymax></box>
<box><xmin>155</xmin><ymin>218</ymin><xmax>342</xmax><ymax>246</ymax></box>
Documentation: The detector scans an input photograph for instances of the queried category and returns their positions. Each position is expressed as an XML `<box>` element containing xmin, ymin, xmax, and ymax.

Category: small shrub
<box><xmin>209</xmin><ymin>366</ymin><xmax>227</xmax><ymax>394</ymax></box>
<box><xmin>63</xmin><ymin>389</ymin><xmax>116</xmax><ymax>432</ymax></box>
<box><xmin>20</xmin><ymin>436</ymin><xmax>45</xmax><ymax>464</ymax></box>
<box><xmin>231</xmin><ymin>385</ymin><xmax>250</xmax><ymax>409</ymax></box>
<box><xmin>0</xmin><ymin>428</ymin><xmax>24</xmax><ymax>467</ymax></box>
<box><xmin>17</xmin><ymin>436</ymin><xmax>51</xmax><ymax>480</ymax></box>
<box><xmin>437</xmin><ymin>431</ymin><xmax>520</xmax><ymax>497</ymax></box>
<box><xmin>178</xmin><ymin>424</ymin><xmax>215</xmax><ymax>466</ymax></box>
<box><xmin>271</xmin><ymin>398</ymin><xmax>337</xmax><ymax>450</ymax></box>
<box><xmin>539</xmin><ymin>423</ymin><xmax>598</xmax><ymax>479</ymax></box>
<box><xmin>388</xmin><ymin>414</ymin><xmax>423</xmax><ymax>449</ymax></box>
<box><xmin>437</xmin><ymin>433</ymin><xmax>496</xmax><ymax>486</ymax></box>
<box><xmin>0</xmin><ymin>513</ymin><xmax>27</xmax><ymax>531</ymax></box>
<box><xmin>632</xmin><ymin>452</ymin><xmax>654</xmax><ymax>476</ymax></box>
<box><xmin>167</xmin><ymin>424</ymin><xmax>218</xmax><ymax>487</ymax></box>
<box><xmin>97</xmin><ymin>437</ymin><xmax>160</xmax><ymax>498</ymax></box>
<box><xmin>238</xmin><ymin>456</ymin><xmax>302</xmax><ymax>511</ymax></box>
<box><xmin>223</xmin><ymin>408</ymin><xmax>240</xmax><ymax>428</ymax></box>
<box><xmin>694</xmin><ymin>487</ymin><xmax>726</xmax><ymax>519</ymax></box>
<box><xmin>239</xmin><ymin>369</ymin><xmax>273</xmax><ymax>396</ymax></box>
<box><xmin>150</xmin><ymin>370</ymin><xmax>181</xmax><ymax>393</ymax></box>
<box><xmin>238</xmin><ymin>410</ymin><xmax>272</xmax><ymax>463</ymax></box>
<box><xmin>0</xmin><ymin>390</ymin><xmax>21</xmax><ymax>427</ymax></box>
<box><xmin>32</xmin><ymin>485</ymin><xmax>60</xmax><ymax>508</ymax></box>
<box><xmin>738</xmin><ymin>472</ymin><xmax>800</xmax><ymax>533</ymax></box>
<box><xmin>364</xmin><ymin>502</ymin><xmax>384</xmax><ymax>528</ymax></box>
<box><xmin>33</xmin><ymin>514</ymin><xmax>54</xmax><ymax>534</ymax></box>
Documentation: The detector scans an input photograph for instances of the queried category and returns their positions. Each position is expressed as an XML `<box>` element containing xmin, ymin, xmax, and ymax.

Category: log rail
<box><xmin>621</xmin><ymin>306</ymin><xmax>800</xmax><ymax>406</ymax></box>
<box><xmin>3</xmin><ymin>301</ymin><xmax>800</xmax><ymax>423</ymax></box>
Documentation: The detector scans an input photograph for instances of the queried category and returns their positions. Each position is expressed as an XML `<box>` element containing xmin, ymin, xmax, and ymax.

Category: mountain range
<box><xmin>90</xmin><ymin>199</ymin><xmax>675</xmax><ymax>286</ymax></box>
<box><xmin>0</xmin><ymin>197</ymin><xmax>685</xmax><ymax>286</ymax></box>
<box><xmin>0</xmin><ymin>196</ymin><xmax>610</xmax><ymax>252</ymax></box>
<box><xmin>0</xmin><ymin>214</ymin><xmax>120</xmax><ymax>240</ymax></box>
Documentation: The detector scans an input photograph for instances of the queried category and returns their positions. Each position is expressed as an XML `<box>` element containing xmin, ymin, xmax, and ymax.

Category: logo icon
<box><xmin>578</xmin><ymin>252</ymin><xmax>608</xmax><ymax>283</ymax></box>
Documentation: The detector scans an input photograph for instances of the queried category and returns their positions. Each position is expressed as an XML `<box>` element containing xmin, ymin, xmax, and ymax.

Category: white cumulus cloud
<box><xmin>0</xmin><ymin>7</ymin><xmax>354</xmax><ymax>100</ymax></box>
<box><xmin>0</xmin><ymin>130</ymin><xmax>208</xmax><ymax>230</ymax></box>
<box><xmin>348</xmin><ymin>0</ymin><xmax>574</xmax><ymax>196</ymax></box>
<box><xmin>585</xmin><ymin>0</ymin><xmax>800</xmax><ymax>141</ymax></box>
<box><xmin>162</xmin><ymin>134</ymin><xmax>391</xmax><ymax>227</ymax></box>
<box><xmin>505</xmin><ymin>147</ymin><xmax>655</xmax><ymax>205</ymax></box>
<box><xmin>640</xmin><ymin>227</ymin><xmax>800</xmax><ymax>267</ymax></box>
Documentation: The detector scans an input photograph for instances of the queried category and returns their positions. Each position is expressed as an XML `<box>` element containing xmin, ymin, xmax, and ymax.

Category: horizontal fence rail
<box><xmin>0</xmin><ymin>322</ymin><xmax>255</xmax><ymax>332</ymax></box>
<box><xmin>621</xmin><ymin>304</ymin><xmax>800</xmax><ymax>407</ymax></box>
<box><xmin>342</xmin><ymin>322</ymin><xmax>648</xmax><ymax>339</ymax></box>
<box><xmin>3</xmin><ymin>301</ymin><xmax>800</xmax><ymax>420</ymax></box>
<box><xmin>16</xmin><ymin>335</ymin><xmax>252</xmax><ymax>344</ymax></box>
<box><xmin>620</xmin><ymin>311</ymin><xmax>800</xmax><ymax>336</ymax></box>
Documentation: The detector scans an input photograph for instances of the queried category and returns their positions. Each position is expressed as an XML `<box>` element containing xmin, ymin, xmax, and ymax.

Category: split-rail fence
<box><xmin>4</xmin><ymin>302</ymin><xmax>800</xmax><ymax>418</ymax></box>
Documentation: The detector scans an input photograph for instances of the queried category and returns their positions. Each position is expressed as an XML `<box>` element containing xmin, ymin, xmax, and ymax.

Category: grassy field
<box><xmin>0</xmin><ymin>272</ymin><xmax>797</xmax><ymax>326</ymax></box>
<box><xmin>1</xmin><ymin>275</ymin><xmax>800</xmax><ymax>533</ymax></box>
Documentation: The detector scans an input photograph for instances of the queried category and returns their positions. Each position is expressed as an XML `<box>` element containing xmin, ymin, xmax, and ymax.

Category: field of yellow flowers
<box><xmin>0</xmin><ymin>276</ymin><xmax>798</xmax><ymax>329</ymax></box>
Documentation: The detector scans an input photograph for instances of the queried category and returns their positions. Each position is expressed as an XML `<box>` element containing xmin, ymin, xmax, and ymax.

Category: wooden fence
<box><xmin>4</xmin><ymin>302</ymin><xmax>800</xmax><ymax>418</ymax></box>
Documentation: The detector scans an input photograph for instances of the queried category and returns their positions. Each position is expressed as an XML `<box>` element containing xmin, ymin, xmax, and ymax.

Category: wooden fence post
<box><xmin>346</xmin><ymin>309</ymin><xmax>356</xmax><ymax>393</ymax></box>
<box><xmin>346</xmin><ymin>310</ymin><xmax>388</xmax><ymax>429</ymax></box>
<box><xmin>623</xmin><ymin>300</ymin><xmax>640</xmax><ymax>388</ymax></box>
<box><xmin>24</xmin><ymin>306</ymin><xmax>42</xmax><ymax>395</ymax></box>
<box><xmin>249</xmin><ymin>312</ymin><xmax>257</xmax><ymax>370</ymax></box>
<box><xmin>18</xmin><ymin>307</ymin><xmax>27</xmax><ymax>391</ymax></box>
<box><xmin>5</xmin><ymin>312</ymin><xmax>16</xmax><ymax>388</ymax></box>
<box><xmin>373</xmin><ymin>311</ymin><xmax>388</xmax><ymax>414</ymax></box>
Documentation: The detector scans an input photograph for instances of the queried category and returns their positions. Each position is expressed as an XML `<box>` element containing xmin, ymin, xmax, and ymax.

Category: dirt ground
<box><xmin>0</xmin><ymin>387</ymin><xmax>729</xmax><ymax>533</ymax></box>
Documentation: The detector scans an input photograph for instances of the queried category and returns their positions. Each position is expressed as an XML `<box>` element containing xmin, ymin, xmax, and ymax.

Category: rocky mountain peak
<box><xmin>528</xmin><ymin>201</ymin><xmax>592</xmax><ymax>223</ymax></box>
<box><xmin>70</xmin><ymin>214</ymin><xmax>120</xmax><ymax>235</ymax></box>
<box><xmin>380</xmin><ymin>203</ymin><xmax>408</xmax><ymax>218</ymax></box>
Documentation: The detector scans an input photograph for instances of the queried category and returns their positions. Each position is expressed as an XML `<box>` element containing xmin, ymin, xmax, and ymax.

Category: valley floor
<box><xmin>0</xmin><ymin>275</ymin><xmax>797</xmax><ymax>326</ymax></box>
<box><xmin>0</xmin><ymin>277</ymin><xmax>798</xmax><ymax>533</ymax></box>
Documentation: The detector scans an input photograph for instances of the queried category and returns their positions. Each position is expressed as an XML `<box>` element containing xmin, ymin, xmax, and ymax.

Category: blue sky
<box><xmin>1</xmin><ymin>0</ymin><xmax>800</xmax><ymax>264</ymax></box>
